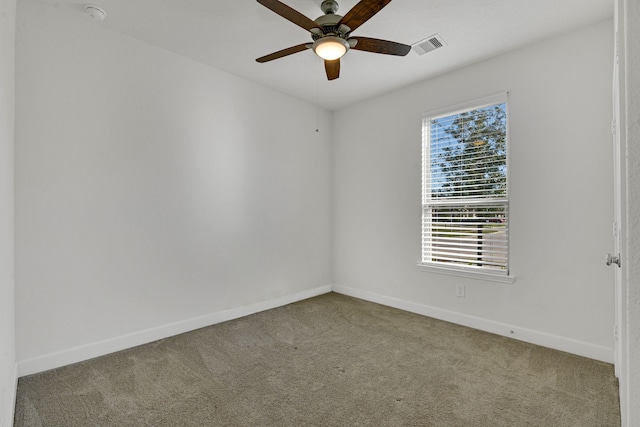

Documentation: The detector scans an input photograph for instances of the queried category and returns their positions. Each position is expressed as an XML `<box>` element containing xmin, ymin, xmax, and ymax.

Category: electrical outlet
<box><xmin>456</xmin><ymin>284</ymin><xmax>465</xmax><ymax>298</ymax></box>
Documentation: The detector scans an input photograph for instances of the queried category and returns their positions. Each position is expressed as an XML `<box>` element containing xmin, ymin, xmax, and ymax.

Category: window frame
<box><xmin>418</xmin><ymin>93</ymin><xmax>515</xmax><ymax>283</ymax></box>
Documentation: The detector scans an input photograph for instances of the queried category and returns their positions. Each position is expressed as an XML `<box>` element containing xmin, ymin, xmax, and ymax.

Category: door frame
<box><xmin>613</xmin><ymin>0</ymin><xmax>628</xmax><ymax>424</ymax></box>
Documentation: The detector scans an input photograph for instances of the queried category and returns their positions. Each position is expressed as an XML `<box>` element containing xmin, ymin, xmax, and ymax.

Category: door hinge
<box><xmin>613</xmin><ymin>221</ymin><xmax>618</xmax><ymax>238</ymax></box>
<box><xmin>611</xmin><ymin>119</ymin><xmax>617</xmax><ymax>135</ymax></box>
<box><xmin>614</xmin><ymin>324</ymin><xmax>619</xmax><ymax>342</ymax></box>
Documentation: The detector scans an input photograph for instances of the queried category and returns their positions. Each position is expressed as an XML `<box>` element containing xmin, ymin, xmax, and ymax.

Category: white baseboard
<box><xmin>17</xmin><ymin>283</ymin><xmax>613</xmax><ymax>377</ymax></box>
<box><xmin>333</xmin><ymin>285</ymin><xmax>614</xmax><ymax>363</ymax></box>
<box><xmin>18</xmin><ymin>285</ymin><xmax>332</xmax><ymax>377</ymax></box>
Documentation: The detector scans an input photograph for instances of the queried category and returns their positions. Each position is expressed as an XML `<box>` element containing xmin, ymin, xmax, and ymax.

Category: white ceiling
<box><xmin>37</xmin><ymin>0</ymin><xmax>613</xmax><ymax>110</ymax></box>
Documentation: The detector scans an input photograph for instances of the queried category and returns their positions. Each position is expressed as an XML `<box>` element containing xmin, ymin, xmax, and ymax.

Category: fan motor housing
<box><xmin>313</xmin><ymin>14</ymin><xmax>350</xmax><ymax>41</ymax></box>
<box><xmin>314</xmin><ymin>13</ymin><xmax>342</xmax><ymax>28</ymax></box>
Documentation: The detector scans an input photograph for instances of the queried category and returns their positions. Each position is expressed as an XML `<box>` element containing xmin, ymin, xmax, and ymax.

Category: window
<box><xmin>421</xmin><ymin>94</ymin><xmax>509</xmax><ymax>278</ymax></box>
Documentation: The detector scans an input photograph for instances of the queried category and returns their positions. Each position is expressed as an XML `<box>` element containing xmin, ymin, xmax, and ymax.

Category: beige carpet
<box><xmin>14</xmin><ymin>293</ymin><xmax>620</xmax><ymax>426</ymax></box>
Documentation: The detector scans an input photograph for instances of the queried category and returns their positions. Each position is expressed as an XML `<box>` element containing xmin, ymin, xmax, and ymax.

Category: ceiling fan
<box><xmin>256</xmin><ymin>0</ymin><xmax>411</xmax><ymax>80</ymax></box>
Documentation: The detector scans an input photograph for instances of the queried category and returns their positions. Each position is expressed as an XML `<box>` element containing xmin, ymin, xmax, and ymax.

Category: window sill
<box><xmin>417</xmin><ymin>263</ymin><xmax>516</xmax><ymax>284</ymax></box>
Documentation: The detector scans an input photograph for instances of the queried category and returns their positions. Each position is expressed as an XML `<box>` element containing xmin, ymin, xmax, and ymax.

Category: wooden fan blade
<box><xmin>350</xmin><ymin>37</ymin><xmax>411</xmax><ymax>56</ymax></box>
<box><xmin>257</xmin><ymin>0</ymin><xmax>322</xmax><ymax>32</ymax></box>
<box><xmin>256</xmin><ymin>43</ymin><xmax>309</xmax><ymax>63</ymax></box>
<box><xmin>325</xmin><ymin>59</ymin><xmax>340</xmax><ymax>80</ymax></box>
<box><xmin>338</xmin><ymin>0</ymin><xmax>392</xmax><ymax>32</ymax></box>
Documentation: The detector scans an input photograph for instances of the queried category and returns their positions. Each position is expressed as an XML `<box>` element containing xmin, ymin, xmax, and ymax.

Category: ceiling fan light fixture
<box><xmin>313</xmin><ymin>36</ymin><xmax>349</xmax><ymax>60</ymax></box>
<box><xmin>256</xmin><ymin>0</ymin><xmax>412</xmax><ymax>80</ymax></box>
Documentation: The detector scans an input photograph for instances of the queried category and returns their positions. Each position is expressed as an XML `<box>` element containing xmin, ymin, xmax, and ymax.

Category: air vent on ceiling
<box><xmin>412</xmin><ymin>34</ymin><xmax>446</xmax><ymax>55</ymax></box>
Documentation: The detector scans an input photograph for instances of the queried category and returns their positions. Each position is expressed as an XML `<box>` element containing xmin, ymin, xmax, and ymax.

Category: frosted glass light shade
<box><xmin>313</xmin><ymin>37</ymin><xmax>349</xmax><ymax>60</ymax></box>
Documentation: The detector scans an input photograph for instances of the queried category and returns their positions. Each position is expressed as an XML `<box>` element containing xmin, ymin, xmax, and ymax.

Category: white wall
<box><xmin>333</xmin><ymin>20</ymin><xmax>615</xmax><ymax>362</ymax></box>
<box><xmin>623</xmin><ymin>0</ymin><xmax>640</xmax><ymax>423</ymax></box>
<box><xmin>0</xmin><ymin>0</ymin><xmax>16</xmax><ymax>423</ymax></box>
<box><xmin>15</xmin><ymin>0</ymin><xmax>333</xmax><ymax>375</ymax></box>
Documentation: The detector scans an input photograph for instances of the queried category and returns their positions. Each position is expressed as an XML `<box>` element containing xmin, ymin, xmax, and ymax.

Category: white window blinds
<box><xmin>422</xmin><ymin>94</ymin><xmax>509</xmax><ymax>274</ymax></box>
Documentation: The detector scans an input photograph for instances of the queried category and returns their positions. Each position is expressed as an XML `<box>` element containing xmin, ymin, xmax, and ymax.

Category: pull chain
<box><xmin>315</xmin><ymin>58</ymin><xmax>320</xmax><ymax>133</ymax></box>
